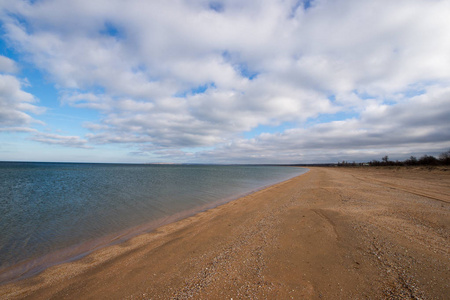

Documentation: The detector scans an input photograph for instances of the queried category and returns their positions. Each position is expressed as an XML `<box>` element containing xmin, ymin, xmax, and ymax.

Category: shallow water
<box><xmin>0</xmin><ymin>162</ymin><xmax>307</xmax><ymax>281</ymax></box>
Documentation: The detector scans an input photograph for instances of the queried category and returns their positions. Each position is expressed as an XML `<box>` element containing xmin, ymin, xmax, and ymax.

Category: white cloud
<box><xmin>1</xmin><ymin>0</ymin><xmax>450</xmax><ymax>162</ymax></box>
<box><xmin>0</xmin><ymin>55</ymin><xmax>18</xmax><ymax>73</ymax></box>
<box><xmin>0</xmin><ymin>72</ymin><xmax>44</xmax><ymax>130</ymax></box>
<box><xmin>0</xmin><ymin>56</ymin><xmax>90</xmax><ymax>150</ymax></box>
<box><xmin>30</xmin><ymin>132</ymin><xmax>90</xmax><ymax>149</ymax></box>
<box><xmin>189</xmin><ymin>84</ymin><xmax>450</xmax><ymax>163</ymax></box>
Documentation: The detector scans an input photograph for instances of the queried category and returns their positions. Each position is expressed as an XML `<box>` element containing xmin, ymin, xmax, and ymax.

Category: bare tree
<box><xmin>439</xmin><ymin>150</ymin><xmax>450</xmax><ymax>164</ymax></box>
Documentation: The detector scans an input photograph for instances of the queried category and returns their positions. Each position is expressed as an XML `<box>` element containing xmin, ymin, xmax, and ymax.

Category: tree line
<box><xmin>337</xmin><ymin>150</ymin><xmax>450</xmax><ymax>167</ymax></box>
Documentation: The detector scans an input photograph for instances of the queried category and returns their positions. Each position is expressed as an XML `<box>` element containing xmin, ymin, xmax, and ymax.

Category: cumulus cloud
<box><xmin>0</xmin><ymin>64</ymin><xmax>44</xmax><ymax>131</ymax></box>
<box><xmin>0</xmin><ymin>55</ymin><xmax>18</xmax><ymax>73</ymax></box>
<box><xmin>190</xmin><ymin>84</ymin><xmax>450</xmax><ymax>163</ymax></box>
<box><xmin>1</xmin><ymin>0</ymin><xmax>450</xmax><ymax>162</ymax></box>
<box><xmin>0</xmin><ymin>56</ymin><xmax>89</xmax><ymax>149</ymax></box>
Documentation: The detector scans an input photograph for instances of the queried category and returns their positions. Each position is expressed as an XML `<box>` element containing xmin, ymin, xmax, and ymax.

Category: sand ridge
<box><xmin>1</xmin><ymin>167</ymin><xmax>449</xmax><ymax>299</ymax></box>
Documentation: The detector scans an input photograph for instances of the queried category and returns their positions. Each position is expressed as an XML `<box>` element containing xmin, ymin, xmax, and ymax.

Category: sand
<box><xmin>1</xmin><ymin>167</ymin><xmax>449</xmax><ymax>299</ymax></box>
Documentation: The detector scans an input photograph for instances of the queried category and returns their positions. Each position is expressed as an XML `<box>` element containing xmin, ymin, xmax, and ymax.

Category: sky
<box><xmin>1</xmin><ymin>0</ymin><xmax>450</xmax><ymax>164</ymax></box>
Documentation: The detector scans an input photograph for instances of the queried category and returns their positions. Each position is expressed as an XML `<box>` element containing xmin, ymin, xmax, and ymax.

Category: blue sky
<box><xmin>1</xmin><ymin>0</ymin><xmax>450</xmax><ymax>163</ymax></box>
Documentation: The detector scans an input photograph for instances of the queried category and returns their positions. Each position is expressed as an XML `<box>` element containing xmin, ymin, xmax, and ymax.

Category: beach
<box><xmin>1</xmin><ymin>167</ymin><xmax>449</xmax><ymax>299</ymax></box>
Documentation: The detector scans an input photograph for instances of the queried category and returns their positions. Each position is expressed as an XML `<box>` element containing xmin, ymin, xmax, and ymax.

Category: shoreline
<box><xmin>1</xmin><ymin>167</ymin><xmax>449</xmax><ymax>299</ymax></box>
<box><xmin>0</xmin><ymin>169</ymin><xmax>308</xmax><ymax>285</ymax></box>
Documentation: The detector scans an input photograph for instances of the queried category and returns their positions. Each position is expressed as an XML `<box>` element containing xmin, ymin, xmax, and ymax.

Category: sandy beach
<box><xmin>1</xmin><ymin>167</ymin><xmax>449</xmax><ymax>299</ymax></box>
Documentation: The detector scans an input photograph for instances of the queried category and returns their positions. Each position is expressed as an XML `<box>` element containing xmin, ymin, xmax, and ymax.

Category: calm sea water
<box><xmin>0</xmin><ymin>162</ymin><xmax>307</xmax><ymax>282</ymax></box>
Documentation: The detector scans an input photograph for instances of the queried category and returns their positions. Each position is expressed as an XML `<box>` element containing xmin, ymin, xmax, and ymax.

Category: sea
<box><xmin>0</xmin><ymin>162</ymin><xmax>307</xmax><ymax>283</ymax></box>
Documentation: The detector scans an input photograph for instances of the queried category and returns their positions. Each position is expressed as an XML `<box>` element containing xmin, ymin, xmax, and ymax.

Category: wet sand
<box><xmin>1</xmin><ymin>167</ymin><xmax>449</xmax><ymax>299</ymax></box>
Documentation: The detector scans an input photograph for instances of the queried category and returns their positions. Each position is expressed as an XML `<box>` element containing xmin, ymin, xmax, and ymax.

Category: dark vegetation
<box><xmin>337</xmin><ymin>150</ymin><xmax>450</xmax><ymax>167</ymax></box>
